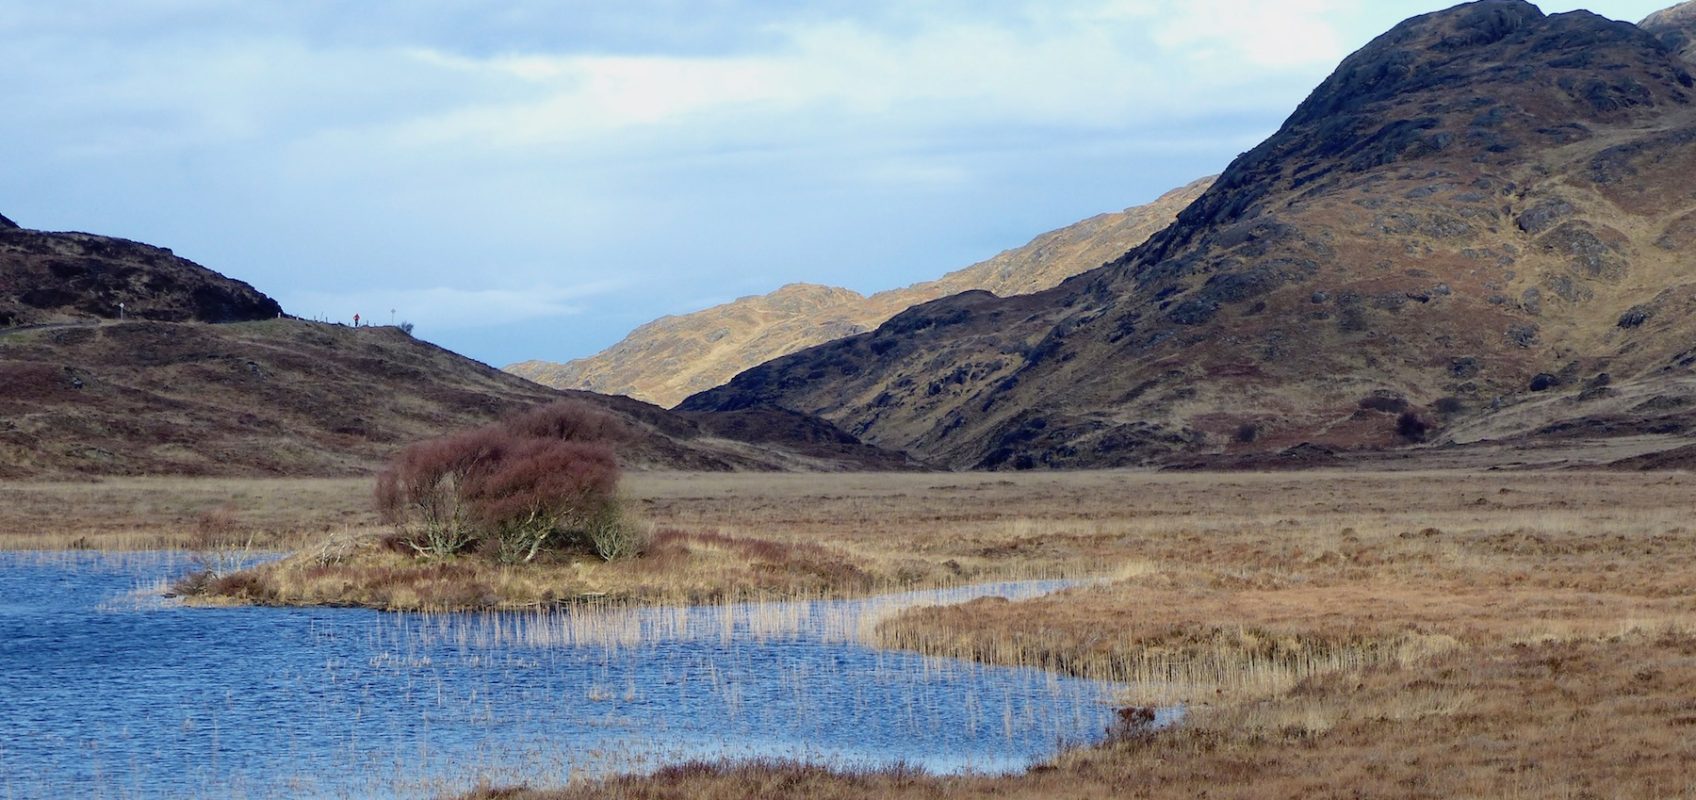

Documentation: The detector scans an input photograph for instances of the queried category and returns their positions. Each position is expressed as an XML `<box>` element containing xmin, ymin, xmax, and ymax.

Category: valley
<box><xmin>5</xmin><ymin>1</ymin><xmax>1696</xmax><ymax>798</ymax></box>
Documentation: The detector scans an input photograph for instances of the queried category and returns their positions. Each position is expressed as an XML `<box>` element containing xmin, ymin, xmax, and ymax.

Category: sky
<box><xmin>1</xmin><ymin>0</ymin><xmax>1677</xmax><ymax>367</ymax></box>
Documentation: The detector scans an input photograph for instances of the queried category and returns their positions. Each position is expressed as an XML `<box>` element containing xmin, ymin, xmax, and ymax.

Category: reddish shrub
<box><xmin>502</xmin><ymin>400</ymin><xmax>626</xmax><ymax>445</ymax></box>
<box><xmin>375</xmin><ymin>402</ymin><xmax>627</xmax><ymax>562</ymax></box>
<box><xmin>468</xmin><ymin>437</ymin><xmax>622</xmax><ymax>563</ymax></box>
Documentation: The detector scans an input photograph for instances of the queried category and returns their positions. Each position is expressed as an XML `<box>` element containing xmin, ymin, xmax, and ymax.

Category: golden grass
<box><xmin>193</xmin><ymin>527</ymin><xmax>963</xmax><ymax>612</ymax></box>
<box><xmin>0</xmin><ymin>476</ymin><xmax>376</xmax><ymax>551</ymax></box>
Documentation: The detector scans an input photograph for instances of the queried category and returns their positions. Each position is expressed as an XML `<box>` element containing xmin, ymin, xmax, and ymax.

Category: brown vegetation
<box><xmin>0</xmin><ymin>316</ymin><xmax>912</xmax><ymax>479</ymax></box>
<box><xmin>373</xmin><ymin>401</ymin><xmax>625</xmax><ymax>561</ymax></box>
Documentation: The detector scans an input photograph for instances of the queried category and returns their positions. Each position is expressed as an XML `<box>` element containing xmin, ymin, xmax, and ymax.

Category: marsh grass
<box><xmin>188</xmin><ymin>527</ymin><xmax>965</xmax><ymax>611</ymax></box>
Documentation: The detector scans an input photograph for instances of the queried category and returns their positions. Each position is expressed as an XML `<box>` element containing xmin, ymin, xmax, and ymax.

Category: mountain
<box><xmin>682</xmin><ymin>1</ymin><xmax>1696</xmax><ymax>470</ymax></box>
<box><xmin>0</xmin><ymin>220</ymin><xmax>914</xmax><ymax>478</ymax></box>
<box><xmin>507</xmin><ymin>178</ymin><xmax>1213</xmax><ymax>408</ymax></box>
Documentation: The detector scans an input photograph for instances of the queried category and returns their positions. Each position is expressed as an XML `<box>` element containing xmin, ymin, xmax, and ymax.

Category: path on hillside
<box><xmin>0</xmin><ymin>320</ymin><xmax>103</xmax><ymax>338</ymax></box>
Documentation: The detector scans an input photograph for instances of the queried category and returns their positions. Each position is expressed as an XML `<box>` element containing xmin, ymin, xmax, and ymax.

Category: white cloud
<box><xmin>363</xmin><ymin>2</ymin><xmax>1355</xmax><ymax>159</ymax></box>
<box><xmin>1148</xmin><ymin>0</ymin><xmax>1352</xmax><ymax>69</ymax></box>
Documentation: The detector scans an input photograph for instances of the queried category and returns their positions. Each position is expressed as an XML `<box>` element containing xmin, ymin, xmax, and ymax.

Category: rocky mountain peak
<box><xmin>1130</xmin><ymin>0</ymin><xmax>1692</xmax><ymax>270</ymax></box>
<box><xmin>0</xmin><ymin>213</ymin><xmax>17</xmax><ymax>229</ymax></box>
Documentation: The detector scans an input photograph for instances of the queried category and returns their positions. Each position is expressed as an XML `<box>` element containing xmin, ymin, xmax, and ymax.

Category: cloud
<box><xmin>1147</xmin><ymin>0</ymin><xmax>1353</xmax><ymax>69</ymax></box>
<box><xmin>374</xmin><ymin>4</ymin><xmax>1346</xmax><ymax>158</ymax></box>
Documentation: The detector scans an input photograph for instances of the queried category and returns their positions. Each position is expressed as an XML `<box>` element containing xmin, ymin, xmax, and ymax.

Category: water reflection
<box><xmin>0</xmin><ymin>552</ymin><xmax>1126</xmax><ymax>799</ymax></box>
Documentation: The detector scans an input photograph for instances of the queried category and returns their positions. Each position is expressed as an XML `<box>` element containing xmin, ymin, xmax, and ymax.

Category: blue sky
<box><xmin>1</xmin><ymin>0</ymin><xmax>1676</xmax><ymax>367</ymax></box>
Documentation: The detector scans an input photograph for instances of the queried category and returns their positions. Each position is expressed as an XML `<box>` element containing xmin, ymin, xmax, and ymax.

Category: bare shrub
<box><xmin>375</xmin><ymin>401</ymin><xmax>627</xmax><ymax>563</ymax></box>
<box><xmin>375</xmin><ymin>428</ymin><xmax>512</xmax><ymax>557</ymax></box>
<box><xmin>171</xmin><ymin>506</ymin><xmax>257</xmax><ymax>595</ymax></box>
<box><xmin>470</xmin><ymin>439</ymin><xmax>621</xmax><ymax>564</ymax></box>
<box><xmin>188</xmin><ymin>506</ymin><xmax>255</xmax><ymax>579</ymax></box>
<box><xmin>579</xmin><ymin>501</ymin><xmax>649</xmax><ymax>562</ymax></box>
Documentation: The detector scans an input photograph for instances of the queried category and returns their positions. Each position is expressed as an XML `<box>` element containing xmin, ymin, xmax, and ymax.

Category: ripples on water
<box><xmin>0</xmin><ymin>552</ymin><xmax>1128</xmax><ymax>799</ymax></box>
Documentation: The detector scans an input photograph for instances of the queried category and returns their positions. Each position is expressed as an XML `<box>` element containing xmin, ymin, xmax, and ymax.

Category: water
<box><xmin>0</xmin><ymin>552</ymin><xmax>1138</xmax><ymax>799</ymax></box>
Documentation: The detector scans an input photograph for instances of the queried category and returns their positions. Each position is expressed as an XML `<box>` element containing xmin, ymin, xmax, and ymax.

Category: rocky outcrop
<box><xmin>0</xmin><ymin>223</ymin><xmax>284</xmax><ymax>327</ymax></box>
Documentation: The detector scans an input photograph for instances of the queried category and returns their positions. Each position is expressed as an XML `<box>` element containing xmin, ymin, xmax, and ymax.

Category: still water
<box><xmin>0</xmin><ymin>552</ymin><xmax>1132</xmax><ymax>799</ymax></box>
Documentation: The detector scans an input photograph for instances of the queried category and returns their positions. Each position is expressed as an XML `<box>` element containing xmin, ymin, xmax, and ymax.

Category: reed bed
<box><xmin>3</xmin><ymin>552</ymin><xmax>1124</xmax><ymax>798</ymax></box>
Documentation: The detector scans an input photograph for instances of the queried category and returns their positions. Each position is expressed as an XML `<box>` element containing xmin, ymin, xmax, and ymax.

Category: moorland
<box><xmin>8</xmin><ymin>0</ymin><xmax>1696</xmax><ymax>797</ymax></box>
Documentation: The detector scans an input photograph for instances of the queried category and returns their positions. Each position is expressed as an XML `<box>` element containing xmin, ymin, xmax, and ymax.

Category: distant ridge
<box><xmin>1642</xmin><ymin>0</ymin><xmax>1696</xmax><ymax>62</ymax></box>
<box><xmin>507</xmin><ymin>177</ymin><xmax>1213</xmax><ymax>408</ymax></box>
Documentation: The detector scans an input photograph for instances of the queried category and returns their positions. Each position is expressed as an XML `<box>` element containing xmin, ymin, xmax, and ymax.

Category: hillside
<box><xmin>0</xmin><ymin>221</ymin><xmax>914</xmax><ymax>478</ymax></box>
<box><xmin>1644</xmin><ymin>0</ymin><xmax>1696</xmax><ymax>61</ymax></box>
<box><xmin>0</xmin><ymin>218</ymin><xmax>281</xmax><ymax>327</ymax></box>
<box><xmin>507</xmin><ymin>178</ymin><xmax>1212</xmax><ymax>407</ymax></box>
<box><xmin>683</xmin><ymin>0</ymin><xmax>1696</xmax><ymax>470</ymax></box>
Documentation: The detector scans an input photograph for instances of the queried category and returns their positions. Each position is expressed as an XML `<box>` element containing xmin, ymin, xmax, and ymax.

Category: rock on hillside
<box><xmin>683</xmin><ymin>1</ymin><xmax>1696</xmax><ymax>469</ymax></box>
<box><xmin>0</xmin><ymin>219</ymin><xmax>283</xmax><ymax>326</ymax></box>
<box><xmin>507</xmin><ymin>178</ymin><xmax>1213</xmax><ymax>407</ymax></box>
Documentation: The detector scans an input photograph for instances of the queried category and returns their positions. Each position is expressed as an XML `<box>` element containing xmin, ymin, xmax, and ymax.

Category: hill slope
<box><xmin>0</xmin><ymin>221</ymin><xmax>281</xmax><ymax>326</ymax></box>
<box><xmin>0</xmin><ymin>222</ymin><xmax>913</xmax><ymax>478</ymax></box>
<box><xmin>507</xmin><ymin>178</ymin><xmax>1212</xmax><ymax>408</ymax></box>
<box><xmin>683</xmin><ymin>1</ymin><xmax>1696</xmax><ymax>469</ymax></box>
<box><xmin>1644</xmin><ymin>1</ymin><xmax>1696</xmax><ymax>61</ymax></box>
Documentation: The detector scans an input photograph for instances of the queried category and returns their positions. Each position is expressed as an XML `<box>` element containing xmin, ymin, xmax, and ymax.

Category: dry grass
<box><xmin>468</xmin><ymin>628</ymin><xmax>1696</xmax><ymax>799</ymax></box>
<box><xmin>0</xmin><ymin>476</ymin><xmax>376</xmax><ymax>551</ymax></box>
<box><xmin>193</xmin><ymin>527</ymin><xmax>959</xmax><ymax>612</ymax></box>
